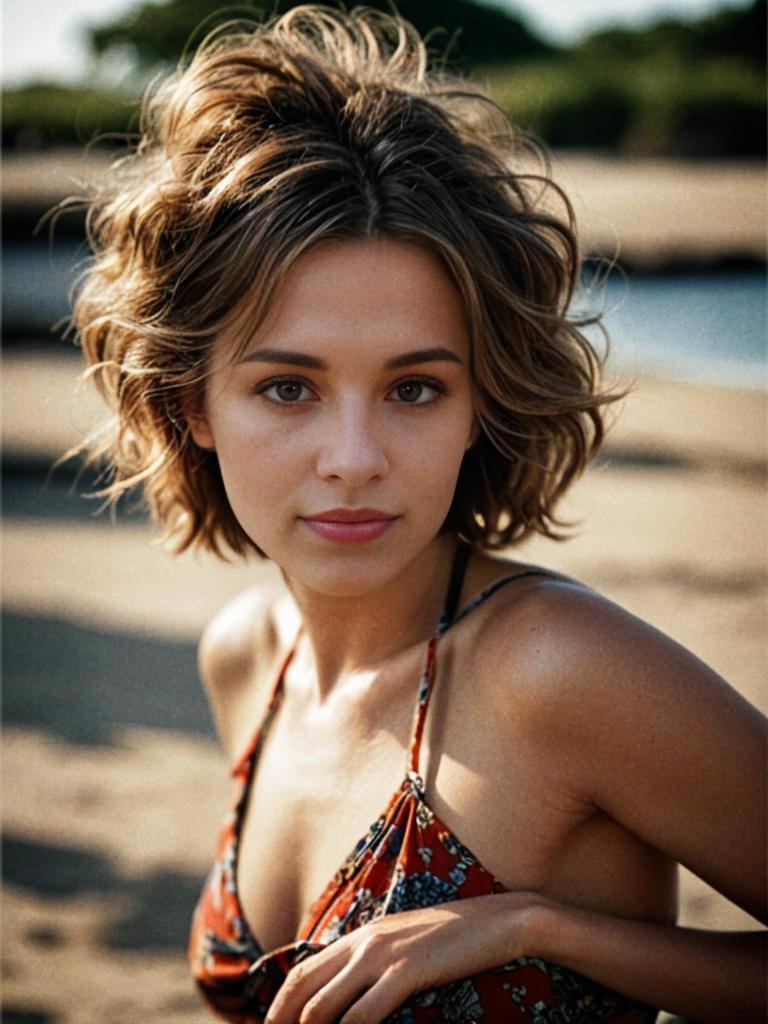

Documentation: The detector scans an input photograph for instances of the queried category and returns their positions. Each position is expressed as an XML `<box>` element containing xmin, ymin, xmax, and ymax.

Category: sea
<box><xmin>577</xmin><ymin>269</ymin><xmax>767</xmax><ymax>391</ymax></box>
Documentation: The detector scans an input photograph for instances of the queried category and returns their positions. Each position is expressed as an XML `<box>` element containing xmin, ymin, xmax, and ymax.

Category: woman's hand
<box><xmin>263</xmin><ymin>890</ymin><xmax>548</xmax><ymax>1024</ymax></box>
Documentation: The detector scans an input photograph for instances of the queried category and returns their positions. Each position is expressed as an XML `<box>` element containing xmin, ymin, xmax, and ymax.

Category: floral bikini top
<box><xmin>188</xmin><ymin>541</ymin><xmax>657</xmax><ymax>1023</ymax></box>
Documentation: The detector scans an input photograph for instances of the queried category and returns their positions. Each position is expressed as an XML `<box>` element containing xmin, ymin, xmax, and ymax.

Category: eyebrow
<box><xmin>236</xmin><ymin>346</ymin><xmax>464</xmax><ymax>370</ymax></box>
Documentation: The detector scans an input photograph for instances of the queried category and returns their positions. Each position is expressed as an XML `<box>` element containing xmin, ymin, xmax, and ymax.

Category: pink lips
<box><xmin>301</xmin><ymin>507</ymin><xmax>398</xmax><ymax>544</ymax></box>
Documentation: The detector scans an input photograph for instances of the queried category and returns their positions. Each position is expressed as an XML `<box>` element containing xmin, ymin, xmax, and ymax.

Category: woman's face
<box><xmin>189</xmin><ymin>237</ymin><xmax>477</xmax><ymax>595</ymax></box>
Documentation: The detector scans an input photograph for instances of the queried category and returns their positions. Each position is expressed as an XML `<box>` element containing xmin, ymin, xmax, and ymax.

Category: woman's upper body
<box><xmin>188</xmin><ymin>531</ymin><xmax>765</xmax><ymax>1023</ymax></box>
<box><xmin>180</xmin><ymin>238</ymin><xmax>763</xmax><ymax>982</ymax></box>
<box><xmin>202</xmin><ymin>548</ymin><xmax>681</xmax><ymax>955</ymax></box>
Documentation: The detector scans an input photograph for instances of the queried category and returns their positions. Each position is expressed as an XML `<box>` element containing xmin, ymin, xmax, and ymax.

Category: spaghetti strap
<box><xmin>405</xmin><ymin>555</ymin><xmax>550</xmax><ymax>786</ymax></box>
<box><xmin>435</xmin><ymin>539</ymin><xmax>471</xmax><ymax>633</ymax></box>
<box><xmin>445</xmin><ymin>569</ymin><xmax>549</xmax><ymax>635</ymax></box>
<box><xmin>230</xmin><ymin>631</ymin><xmax>300</xmax><ymax>777</ymax></box>
<box><xmin>192</xmin><ymin>551</ymin><xmax>657</xmax><ymax>1023</ymax></box>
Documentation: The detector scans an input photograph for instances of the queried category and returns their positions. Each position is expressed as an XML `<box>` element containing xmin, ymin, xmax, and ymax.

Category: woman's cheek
<box><xmin>214</xmin><ymin>396</ymin><xmax>289</xmax><ymax>458</ymax></box>
<box><xmin>402</xmin><ymin>419</ymin><xmax>469</xmax><ymax>477</ymax></box>
<box><xmin>397</xmin><ymin>429</ymin><xmax>469</xmax><ymax>530</ymax></box>
<box><xmin>210</xmin><ymin>405</ymin><xmax>286</xmax><ymax>506</ymax></box>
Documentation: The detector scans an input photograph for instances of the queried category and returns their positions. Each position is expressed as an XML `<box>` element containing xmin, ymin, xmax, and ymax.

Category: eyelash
<box><xmin>253</xmin><ymin>375</ymin><xmax>448</xmax><ymax>408</ymax></box>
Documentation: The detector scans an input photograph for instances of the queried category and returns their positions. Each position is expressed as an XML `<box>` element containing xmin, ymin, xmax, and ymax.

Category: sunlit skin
<box><xmin>190</xmin><ymin>238</ymin><xmax>767</xmax><ymax>1024</ymax></box>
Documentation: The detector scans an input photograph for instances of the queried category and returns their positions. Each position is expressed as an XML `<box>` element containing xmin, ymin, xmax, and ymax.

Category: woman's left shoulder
<box><xmin>469</xmin><ymin>559</ymin><xmax>760</xmax><ymax>732</ymax></box>
<box><xmin>469</xmin><ymin>560</ymin><xmax>655</xmax><ymax>684</ymax></box>
<box><xmin>469</xmin><ymin>560</ymin><xmax>768</xmax><ymax>924</ymax></box>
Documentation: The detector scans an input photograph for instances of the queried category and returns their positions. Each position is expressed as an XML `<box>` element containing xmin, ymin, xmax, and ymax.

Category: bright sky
<box><xmin>1</xmin><ymin>0</ymin><xmax>753</xmax><ymax>86</ymax></box>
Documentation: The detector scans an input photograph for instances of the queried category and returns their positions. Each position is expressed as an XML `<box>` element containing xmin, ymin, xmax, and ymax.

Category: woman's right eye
<box><xmin>255</xmin><ymin>378</ymin><xmax>316</xmax><ymax>405</ymax></box>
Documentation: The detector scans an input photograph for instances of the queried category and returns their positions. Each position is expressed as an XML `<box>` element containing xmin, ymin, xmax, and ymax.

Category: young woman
<box><xmin>72</xmin><ymin>7</ymin><xmax>766</xmax><ymax>1023</ymax></box>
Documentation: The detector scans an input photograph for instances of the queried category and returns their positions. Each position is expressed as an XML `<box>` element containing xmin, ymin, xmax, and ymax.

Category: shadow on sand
<box><xmin>3</xmin><ymin>833</ymin><xmax>205</xmax><ymax>952</ymax></box>
<box><xmin>2</xmin><ymin>610</ymin><xmax>212</xmax><ymax>747</ymax></box>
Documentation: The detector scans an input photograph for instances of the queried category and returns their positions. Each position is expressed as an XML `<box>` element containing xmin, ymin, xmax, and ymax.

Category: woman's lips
<box><xmin>300</xmin><ymin>516</ymin><xmax>398</xmax><ymax>543</ymax></box>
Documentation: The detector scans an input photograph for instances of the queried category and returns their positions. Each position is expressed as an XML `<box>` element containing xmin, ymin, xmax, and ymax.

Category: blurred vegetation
<box><xmin>2</xmin><ymin>83</ymin><xmax>141</xmax><ymax>150</ymax></box>
<box><xmin>84</xmin><ymin>0</ymin><xmax>556</xmax><ymax>70</ymax></box>
<box><xmin>485</xmin><ymin>0</ymin><xmax>766</xmax><ymax>156</ymax></box>
<box><xmin>484</xmin><ymin>52</ymin><xmax>765</xmax><ymax>156</ymax></box>
<box><xmin>2</xmin><ymin>0</ymin><xmax>765</xmax><ymax>156</ymax></box>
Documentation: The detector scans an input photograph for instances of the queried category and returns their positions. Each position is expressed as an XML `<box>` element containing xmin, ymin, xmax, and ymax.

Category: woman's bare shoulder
<box><xmin>198</xmin><ymin>584</ymin><xmax>295</xmax><ymax>762</ymax></box>
<box><xmin>467</xmin><ymin>558</ymin><xmax>763</xmax><ymax>751</ymax></box>
<box><xmin>471</xmin><ymin>566</ymin><xmax>767</xmax><ymax>922</ymax></box>
<box><xmin>198</xmin><ymin>587</ymin><xmax>272</xmax><ymax>689</ymax></box>
<box><xmin>472</xmin><ymin>566</ymin><xmax>731</xmax><ymax>710</ymax></box>
<box><xmin>475</xmin><ymin>568</ymin><xmax>765</xmax><ymax>808</ymax></box>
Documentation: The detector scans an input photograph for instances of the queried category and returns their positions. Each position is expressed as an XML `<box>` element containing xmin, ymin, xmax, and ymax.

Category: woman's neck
<box><xmin>280</xmin><ymin>532</ymin><xmax>459</xmax><ymax>705</ymax></box>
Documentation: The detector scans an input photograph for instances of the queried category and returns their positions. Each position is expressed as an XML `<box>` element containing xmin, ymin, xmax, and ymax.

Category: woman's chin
<box><xmin>284</xmin><ymin>558</ymin><xmax>402</xmax><ymax>599</ymax></box>
<box><xmin>268</xmin><ymin>542</ymin><xmax>422</xmax><ymax>600</ymax></box>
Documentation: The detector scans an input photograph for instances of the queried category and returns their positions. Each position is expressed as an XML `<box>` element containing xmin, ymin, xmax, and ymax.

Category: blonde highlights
<box><xmin>72</xmin><ymin>4</ymin><xmax>616</xmax><ymax>558</ymax></box>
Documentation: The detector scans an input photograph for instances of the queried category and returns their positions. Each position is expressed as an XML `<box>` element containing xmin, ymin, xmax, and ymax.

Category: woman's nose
<box><xmin>315</xmin><ymin>403</ymin><xmax>389</xmax><ymax>485</ymax></box>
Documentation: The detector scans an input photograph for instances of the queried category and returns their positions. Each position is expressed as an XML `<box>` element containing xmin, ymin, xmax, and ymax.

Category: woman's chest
<box><xmin>235</xmin><ymin>689</ymin><xmax>414</xmax><ymax>952</ymax></box>
<box><xmin>231</xmin><ymin>659</ymin><xmax>643</xmax><ymax>955</ymax></box>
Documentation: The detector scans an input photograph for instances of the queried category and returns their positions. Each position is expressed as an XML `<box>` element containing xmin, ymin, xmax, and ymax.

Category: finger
<box><xmin>264</xmin><ymin>948</ymin><xmax>346</xmax><ymax>1024</ymax></box>
<box><xmin>289</xmin><ymin>955</ymin><xmax>378</xmax><ymax>1024</ymax></box>
<box><xmin>337</xmin><ymin>963</ymin><xmax>413</xmax><ymax>1024</ymax></box>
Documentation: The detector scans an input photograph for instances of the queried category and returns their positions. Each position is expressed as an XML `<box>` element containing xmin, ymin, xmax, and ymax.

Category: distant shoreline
<box><xmin>2</xmin><ymin>147</ymin><xmax>766</xmax><ymax>272</ymax></box>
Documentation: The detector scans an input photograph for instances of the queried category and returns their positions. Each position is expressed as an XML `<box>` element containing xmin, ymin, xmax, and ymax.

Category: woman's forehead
<box><xmin>217</xmin><ymin>237</ymin><xmax>471</xmax><ymax>366</ymax></box>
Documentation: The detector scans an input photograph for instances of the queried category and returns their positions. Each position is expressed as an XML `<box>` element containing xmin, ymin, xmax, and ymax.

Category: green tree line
<box><xmin>3</xmin><ymin>0</ymin><xmax>765</xmax><ymax>156</ymax></box>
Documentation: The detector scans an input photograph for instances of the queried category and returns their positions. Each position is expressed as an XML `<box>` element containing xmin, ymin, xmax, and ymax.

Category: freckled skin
<box><xmin>189</xmin><ymin>238</ymin><xmax>478</xmax><ymax>599</ymax></box>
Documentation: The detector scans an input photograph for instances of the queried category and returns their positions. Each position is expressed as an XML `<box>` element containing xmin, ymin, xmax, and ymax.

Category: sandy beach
<box><xmin>2</xmin><ymin>340</ymin><xmax>766</xmax><ymax>1023</ymax></box>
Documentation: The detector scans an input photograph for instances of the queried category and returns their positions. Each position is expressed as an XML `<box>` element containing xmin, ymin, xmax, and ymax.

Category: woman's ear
<box><xmin>183</xmin><ymin>396</ymin><xmax>216</xmax><ymax>451</ymax></box>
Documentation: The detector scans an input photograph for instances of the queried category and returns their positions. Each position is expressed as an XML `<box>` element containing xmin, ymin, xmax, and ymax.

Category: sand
<box><xmin>2</xmin><ymin>345</ymin><xmax>766</xmax><ymax>1023</ymax></box>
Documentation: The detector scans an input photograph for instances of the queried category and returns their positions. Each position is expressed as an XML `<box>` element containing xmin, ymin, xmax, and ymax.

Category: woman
<box><xmin>71</xmin><ymin>6</ymin><xmax>766</xmax><ymax>1023</ymax></box>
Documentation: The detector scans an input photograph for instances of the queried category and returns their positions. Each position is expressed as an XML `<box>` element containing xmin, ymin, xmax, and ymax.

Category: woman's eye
<box><xmin>389</xmin><ymin>379</ymin><xmax>445</xmax><ymax>405</ymax></box>
<box><xmin>258</xmin><ymin>379</ymin><xmax>314</xmax><ymax>404</ymax></box>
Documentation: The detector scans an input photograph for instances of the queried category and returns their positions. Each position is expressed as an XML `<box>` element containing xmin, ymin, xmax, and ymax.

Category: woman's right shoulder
<box><xmin>198</xmin><ymin>585</ymin><xmax>295</xmax><ymax>762</ymax></box>
<box><xmin>198</xmin><ymin>586</ymin><xmax>278</xmax><ymax>692</ymax></box>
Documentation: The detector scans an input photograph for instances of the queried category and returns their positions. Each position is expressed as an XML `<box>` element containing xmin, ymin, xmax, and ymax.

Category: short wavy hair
<box><xmin>71</xmin><ymin>3</ymin><xmax>617</xmax><ymax>559</ymax></box>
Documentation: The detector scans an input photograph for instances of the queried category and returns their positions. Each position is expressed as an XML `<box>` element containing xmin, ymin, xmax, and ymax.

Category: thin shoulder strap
<box><xmin>404</xmin><ymin>559</ymin><xmax>549</xmax><ymax>788</ymax></box>
<box><xmin>435</xmin><ymin>539</ymin><xmax>471</xmax><ymax>633</ymax></box>
<box><xmin>444</xmin><ymin>570</ymin><xmax>547</xmax><ymax>635</ymax></box>
<box><xmin>230</xmin><ymin>631</ymin><xmax>299</xmax><ymax>778</ymax></box>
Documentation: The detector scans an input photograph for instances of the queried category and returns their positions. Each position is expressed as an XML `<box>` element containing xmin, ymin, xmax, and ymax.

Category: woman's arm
<box><xmin>262</xmin><ymin>887</ymin><xmax>765</xmax><ymax>1024</ymax></box>
<box><xmin>529</xmin><ymin>898</ymin><xmax>766</xmax><ymax>1024</ymax></box>
<box><xmin>487</xmin><ymin>580</ymin><xmax>768</xmax><ymax>1022</ymax></box>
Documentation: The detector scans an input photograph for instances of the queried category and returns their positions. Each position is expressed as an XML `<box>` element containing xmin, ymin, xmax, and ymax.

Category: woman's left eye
<box><xmin>388</xmin><ymin>379</ymin><xmax>446</xmax><ymax>405</ymax></box>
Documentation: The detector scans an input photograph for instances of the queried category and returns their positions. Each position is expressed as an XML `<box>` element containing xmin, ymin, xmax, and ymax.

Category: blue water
<box><xmin>3</xmin><ymin>242</ymin><xmax>92</xmax><ymax>334</ymax></box>
<box><xmin>577</xmin><ymin>270</ymin><xmax>767</xmax><ymax>390</ymax></box>
<box><xmin>3</xmin><ymin>243</ymin><xmax>766</xmax><ymax>388</ymax></box>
